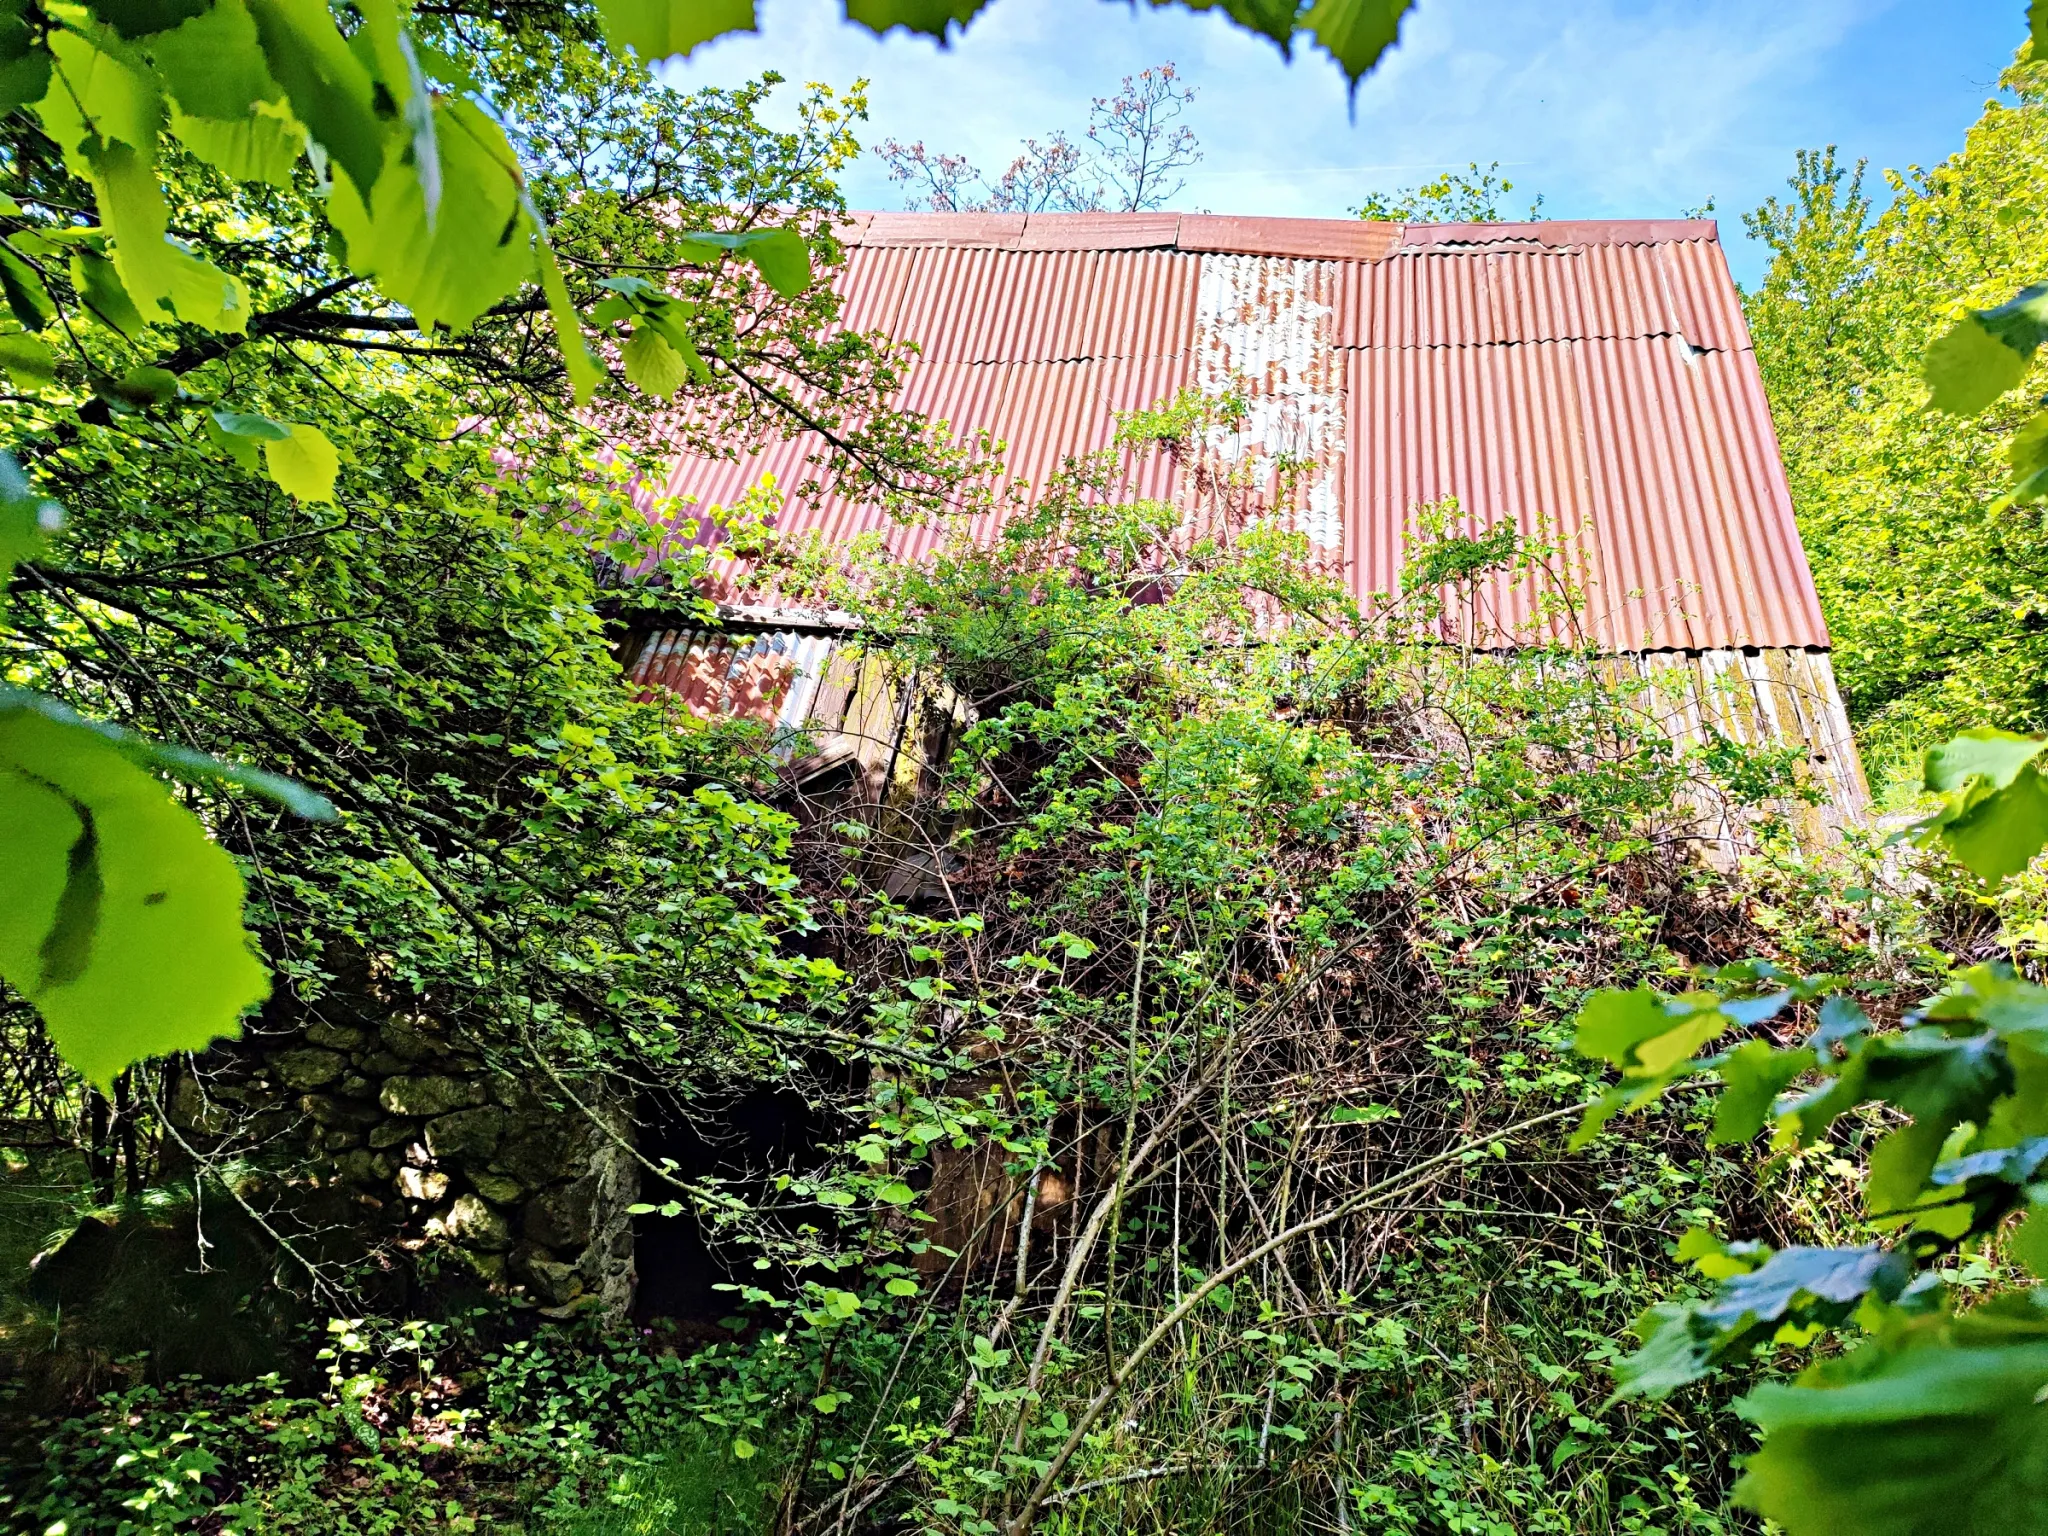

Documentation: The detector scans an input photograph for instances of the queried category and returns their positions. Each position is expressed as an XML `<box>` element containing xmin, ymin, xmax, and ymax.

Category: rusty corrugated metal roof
<box><xmin>651</xmin><ymin>212</ymin><xmax>1825</xmax><ymax>653</ymax></box>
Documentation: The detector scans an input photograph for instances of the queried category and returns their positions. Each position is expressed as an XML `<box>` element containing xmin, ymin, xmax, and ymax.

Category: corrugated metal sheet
<box><xmin>1616</xmin><ymin>647</ymin><xmax>1868</xmax><ymax>844</ymax></box>
<box><xmin>645</xmin><ymin>210</ymin><xmax>1825</xmax><ymax>657</ymax></box>
<box><xmin>1345</xmin><ymin>336</ymin><xmax>1823</xmax><ymax>650</ymax></box>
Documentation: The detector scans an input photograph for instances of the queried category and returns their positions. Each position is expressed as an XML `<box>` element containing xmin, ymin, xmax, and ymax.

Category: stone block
<box><xmin>381</xmin><ymin>1018</ymin><xmax>446</xmax><ymax>1061</ymax></box>
<box><xmin>361</xmin><ymin>1051</ymin><xmax>408</xmax><ymax>1076</ymax></box>
<box><xmin>431</xmin><ymin>1194</ymin><xmax>513</xmax><ymax>1252</ymax></box>
<box><xmin>395</xmin><ymin>1167</ymin><xmax>450</xmax><ymax>1202</ymax></box>
<box><xmin>335</xmin><ymin>1074</ymin><xmax>375</xmax><ymax>1100</ymax></box>
<box><xmin>322</xmin><ymin>1128</ymin><xmax>360</xmax><ymax>1152</ymax></box>
<box><xmin>299</xmin><ymin>1093</ymin><xmax>380</xmax><ymax>1129</ymax></box>
<box><xmin>523</xmin><ymin>1185</ymin><xmax>592</xmax><ymax>1250</ymax></box>
<box><xmin>334</xmin><ymin>1149</ymin><xmax>395</xmax><ymax>1185</ymax></box>
<box><xmin>471</xmin><ymin>1172</ymin><xmax>524</xmax><ymax>1204</ymax></box>
<box><xmin>511</xmin><ymin>1245</ymin><xmax>584</xmax><ymax>1306</ymax></box>
<box><xmin>489</xmin><ymin>1123</ymin><xmax>573</xmax><ymax>1187</ymax></box>
<box><xmin>305</xmin><ymin>1021</ymin><xmax>367</xmax><ymax>1051</ymax></box>
<box><xmin>425</xmin><ymin>1106</ymin><xmax>507</xmax><ymax>1162</ymax></box>
<box><xmin>274</xmin><ymin>1048</ymin><xmax>345</xmax><ymax>1090</ymax></box>
<box><xmin>379</xmin><ymin>1074</ymin><xmax>485</xmax><ymax>1118</ymax></box>
<box><xmin>368</xmin><ymin>1120</ymin><xmax>417</xmax><ymax>1149</ymax></box>
<box><xmin>489</xmin><ymin>1073</ymin><xmax>543</xmax><ymax>1113</ymax></box>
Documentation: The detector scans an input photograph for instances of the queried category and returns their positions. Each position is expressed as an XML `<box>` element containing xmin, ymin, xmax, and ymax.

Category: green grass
<box><xmin>545</xmin><ymin>1435</ymin><xmax>779</xmax><ymax>1536</ymax></box>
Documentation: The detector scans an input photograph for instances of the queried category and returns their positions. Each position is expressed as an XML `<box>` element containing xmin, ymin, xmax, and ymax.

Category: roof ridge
<box><xmin>836</xmin><ymin>210</ymin><xmax>1721</xmax><ymax>258</ymax></box>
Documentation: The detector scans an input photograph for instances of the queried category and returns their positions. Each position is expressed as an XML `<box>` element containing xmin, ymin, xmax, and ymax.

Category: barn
<box><xmin>620</xmin><ymin>211</ymin><xmax>1865</xmax><ymax>836</ymax></box>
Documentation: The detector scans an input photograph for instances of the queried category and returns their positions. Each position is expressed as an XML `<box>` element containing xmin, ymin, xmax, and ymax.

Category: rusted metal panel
<box><xmin>1187</xmin><ymin>254</ymin><xmax>1347</xmax><ymax>551</ymax></box>
<box><xmin>1344</xmin><ymin>335</ymin><xmax>1827</xmax><ymax>651</ymax></box>
<box><xmin>1335</xmin><ymin>240</ymin><xmax>1741</xmax><ymax>351</ymax></box>
<box><xmin>1177</xmin><ymin>214</ymin><xmax>1402</xmax><ymax>261</ymax></box>
<box><xmin>1017</xmin><ymin>211</ymin><xmax>1181</xmax><ymax>250</ymax></box>
<box><xmin>1397</xmin><ymin>218</ymin><xmax>1718</xmax><ymax>249</ymax></box>
<box><xmin>656</xmin><ymin>210</ymin><xmax>1833</xmax><ymax>666</ymax></box>
<box><xmin>626</xmin><ymin>626</ymin><xmax>838</xmax><ymax>744</ymax></box>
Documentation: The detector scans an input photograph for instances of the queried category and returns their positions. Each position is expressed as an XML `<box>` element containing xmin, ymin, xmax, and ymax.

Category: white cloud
<box><xmin>660</xmin><ymin>0</ymin><xmax>2019</xmax><ymax>285</ymax></box>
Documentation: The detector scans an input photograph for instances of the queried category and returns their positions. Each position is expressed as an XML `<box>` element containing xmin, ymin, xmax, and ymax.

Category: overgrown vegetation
<box><xmin>8</xmin><ymin>1</ymin><xmax>2048</xmax><ymax>1533</ymax></box>
<box><xmin>1746</xmin><ymin>59</ymin><xmax>2048</xmax><ymax>796</ymax></box>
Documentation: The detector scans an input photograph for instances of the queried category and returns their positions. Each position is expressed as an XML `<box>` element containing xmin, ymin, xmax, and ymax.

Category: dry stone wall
<box><xmin>176</xmin><ymin>1010</ymin><xmax>638</xmax><ymax>1315</ymax></box>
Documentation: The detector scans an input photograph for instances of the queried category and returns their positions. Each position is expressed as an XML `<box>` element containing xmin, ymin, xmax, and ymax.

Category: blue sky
<box><xmin>662</xmin><ymin>0</ymin><xmax>2024</xmax><ymax>288</ymax></box>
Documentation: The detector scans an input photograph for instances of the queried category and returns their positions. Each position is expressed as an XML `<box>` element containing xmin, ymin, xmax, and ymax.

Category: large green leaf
<box><xmin>169</xmin><ymin>102</ymin><xmax>305</xmax><ymax>185</ymax></box>
<box><xmin>1615</xmin><ymin>1245</ymin><xmax>1908</xmax><ymax>1402</ymax></box>
<box><xmin>0</xmin><ymin>452</ymin><xmax>61</xmax><ymax>600</ymax></box>
<box><xmin>0</xmin><ymin>329</ymin><xmax>55</xmax><ymax>387</ymax></box>
<box><xmin>1735</xmin><ymin>1338</ymin><xmax>2048</xmax><ymax>1534</ymax></box>
<box><xmin>0</xmin><ymin>700</ymin><xmax>268</xmax><ymax>1088</ymax></box>
<box><xmin>0</xmin><ymin>0</ymin><xmax>53</xmax><ymax>116</ymax></box>
<box><xmin>69</xmin><ymin>247</ymin><xmax>149</xmax><ymax>336</ymax></box>
<box><xmin>148</xmin><ymin>0</ymin><xmax>279</xmax><ymax>118</ymax></box>
<box><xmin>260</xmin><ymin>422</ymin><xmax>339</xmax><ymax>502</ymax></box>
<box><xmin>622</xmin><ymin>324</ymin><xmax>690</xmax><ymax>398</ymax></box>
<box><xmin>592</xmin><ymin>0</ymin><xmax>756</xmax><ymax>59</ymax></box>
<box><xmin>0</xmin><ymin>243</ymin><xmax>54</xmax><ymax>329</ymax></box>
<box><xmin>677</xmin><ymin>226</ymin><xmax>811</xmax><ymax>297</ymax></box>
<box><xmin>531</xmin><ymin>219</ymin><xmax>603</xmax><ymax>406</ymax></box>
<box><xmin>1911</xmin><ymin>729</ymin><xmax>2048</xmax><ymax>884</ymax></box>
<box><xmin>85</xmin><ymin>0</ymin><xmax>210</xmax><ymax>40</ymax></box>
<box><xmin>1164</xmin><ymin>0</ymin><xmax>1299</xmax><ymax>47</ymax></box>
<box><xmin>243</xmin><ymin>0</ymin><xmax>385</xmax><ymax>196</ymax></box>
<box><xmin>324</xmin><ymin>97</ymin><xmax>534</xmax><ymax>333</ymax></box>
<box><xmin>43</xmin><ymin>25</ymin><xmax>163</xmax><ymax>154</ymax></box>
<box><xmin>1924</xmin><ymin>287</ymin><xmax>2048</xmax><ymax>417</ymax></box>
<box><xmin>1711</xmin><ymin>1040</ymin><xmax>1816</xmax><ymax>1145</ymax></box>
<box><xmin>842</xmin><ymin>0</ymin><xmax>986</xmax><ymax>38</ymax></box>
<box><xmin>1300</xmin><ymin>0</ymin><xmax>1414</xmax><ymax>84</ymax></box>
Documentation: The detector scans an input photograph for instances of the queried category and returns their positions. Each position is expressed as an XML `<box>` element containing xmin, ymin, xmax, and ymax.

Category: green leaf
<box><xmin>2006</xmin><ymin>410</ymin><xmax>2048</xmax><ymax>506</ymax></box>
<box><xmin>622</xmin><ymin>325</ymin><xmax>689</xmax><ymax>398</ymax></box>
<box><xmin>170</xmin><ymin>101</ymin><xmax>305</xmax><ymax>186</ymax></box>
<box><xmin>0</xmin><ymin>452</ymin><xmax>62</xmax><ymax>596</ymax></box>
<box><xmin>1911</xmin><ymin>729</ymin><xmax>2048</xmax><ymax>884</ymax></box>
<box><xmin>261</xmin><ymin>422</ymin><xmax>339</xmax><ymax>503</ymax></box>
<box><xmin>211</xmin><ymin>408</ymin><xmax>292</xmax><ymax>440</ymax></box>
<box><xmin>70</xmin><ymin>248</ymin><xmax>148</xmax><ymax>336</ymax></box>
<box><xmin>1924</xmin><ymin>287</ymin><xmax>2048</xmax><ymax>416</ymax></box>
<box><xmin>86</xmin><ymin>0</ymin><xmax>210</xmax><ymax>40</ymax></box>
<box><xmin>0</xmin><ymin>244</ymin><xmax>54</xmax><ymax>330</ymax></box>
<box><xmin>730</xmin><ymin>1436</ymin><xmax>756</xmax><ymax>1460</ymax></box>
<box><xmin>592</xmin><ymin>0</ymin><xmax>756</xmax><ymax>60</ymax></box>
<box><xmin>0</xmin><ymin>330</ymin><xmax>55</xmax><ymax>387</ymax></box>
<box><xmin>103</xmin><ymin>363</ymin><xmax>178</xmax><ymax>406</ymax></box>
<box><xmin>842</xmin><ymin>0</ymin><xmax>987</xmax><ymax>39</ymax></box>
<box><xmin>1573</xmin><ymin>987</ymin><xmax>1682</xmax><ymax>1065</ymax></box>
<box><xmin>0</xmin><ymin>0</ymin><xmax>52</xmax><ymax>117</ymax></box>
<box><xmin>1163</xmin><ymin>0</ymin><xmax>1297</xmax><ymax>47</ymax></box>
<box><xmin>1710</xmin><ymin>1041</ymin><xmax>1815</xmax><ymax>1145</ymax></box>
<box><xmin>1</xmin><ymin>686</ymin><xmax>335</xmax><ymax>824</ymax></box>
<box><xmin>0</xmin><ymin>700</ymin><xmax>268</xmax><ymax>1088</ymax></box>
<box><xmin>324</xmin><ymin>97</ymin><xmax>533</xmax><ymax>333</ymax></box>
<box><xmin>875</xmin><ymin>1179</ymin><xmax>917</xmax><ymax>1205</ymax></box>
<box><xmin>1735</xmin><ymin>1338</ymin><xmax>2048</xmax><ymax>1535</ymax></box>
<box><xmin>1613</xmin><ymin>1245</ymin><xmax>1907</xmax><ymax>1402</ymax></box>
<box><xmin>2012</xmin><ymin>1196</ymin><xmax>2048</xmax><ymax>1278</ymax></box>
<box><xmin>884</xmin><ymin>1276</ymin><xmax>918</xmax><ymax>1296</ymax></box>
<box><xmin>530</xmin><ymin>211</ymin><xmax>603</xmax><ymax>406</ymax></box>
<box><xmin>677</xmin><ymin>226</ymin><xmax>812</xmax><ymax>297</ymax></box>
<box><xmin>243</xmin><ymin>0</ymin><xmax>385</xmax><ymax>196</ymax></box>
<box><xmin>1299</xmin><ymin>0</ymin><xmax>1415</xmax><ymax>85</ymax></box>
<box><xmin>810</xmin><ymin>1392</ymin><xmax>841</xmax><ymax>1413</ymax></box>
<box><xmin>2034</xmin><ymin>0</ymin><xmax>2048</xmax><ymax>59</ymax></box>
<box><xmin>147</xmin><ymin>0</ymin><xmax>279</xmax><ymax>119</ymax></box>
<box><xmin>43</xmin><ymin>26</ymin><xmax>163</xmax><ymax>154</ymax></box>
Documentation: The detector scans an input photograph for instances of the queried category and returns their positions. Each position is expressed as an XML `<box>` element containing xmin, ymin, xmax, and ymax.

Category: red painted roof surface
<box><xmin>652</xmin><ymin>212</ymin><xmax>1825</xmax><ymax>653</ymax></box>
